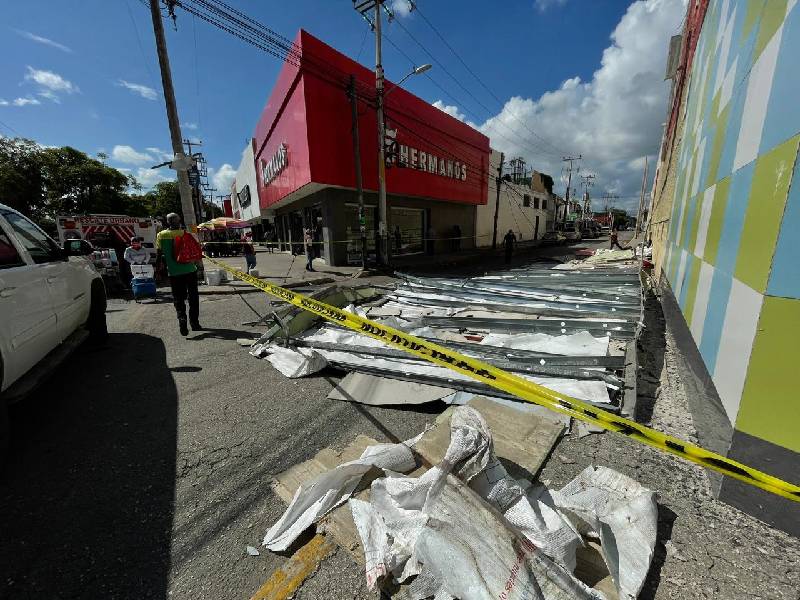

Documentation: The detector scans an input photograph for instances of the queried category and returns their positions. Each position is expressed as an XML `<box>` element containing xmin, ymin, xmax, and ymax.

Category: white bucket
<box><xmin>205</xmin><ymin>269</ymin><xmax>224</xmax><ymax>286</ymax></box>
<box><xmin>248</xmin><ymin>268</ymin><xmax>259</xmax><ymax>278</ymax></box>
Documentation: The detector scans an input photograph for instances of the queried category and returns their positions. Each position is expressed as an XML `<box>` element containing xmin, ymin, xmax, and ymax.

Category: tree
<box><xmin>0</xmin><ymin>137</ymin><xmax>45</xmax><ymax>217</ymax></box>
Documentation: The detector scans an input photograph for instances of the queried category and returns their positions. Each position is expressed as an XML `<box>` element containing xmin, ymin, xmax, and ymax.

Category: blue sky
<box><xmin>1</xmin><ymin>0</ymin><xmax>683</xmax><ymax>211</ymax></box>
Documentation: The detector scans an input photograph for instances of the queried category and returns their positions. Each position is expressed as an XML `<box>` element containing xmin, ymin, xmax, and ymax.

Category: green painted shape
<box><xmin>742</xmin><ymin>0</ymin><xmax>767</xmax><ymax>44</ymax></box>
<box><xmin>687</xmin><ymin>187</ymin><xmax>707</xmax><ymax>253</ymax></box>
<box><xmin>703</xmin><ymin>176</ymin><xmax>731</xmax><ymax>265</ymax></box>
<box><xmin>754</xmin><ymin>0</ymin><xmax>788</xmax><ymax>62</ymax></box>
<box><xmin>734</xmin><ymin>135</ymin><xmax>800</xmax><ymax>293</ymax></box>
<box><xmin>683</xmin><ymin>254</ymin><xmax>703</xmax><ymax>324</ymax></box>
<box><xmin>706</xmin><ymin>104</ymin><xmax>731</xmax><ymax>187</ymax></box>
<box><xmin>736</xmin><ymin>296</ymin><xmax>800</xmax><ymax>453</ymax></box>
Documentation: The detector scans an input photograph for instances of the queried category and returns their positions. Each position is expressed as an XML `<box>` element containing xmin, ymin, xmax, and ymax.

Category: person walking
<box><xmin>156</xmin><ymin>213</ymin><xmax>201</xmax><ymax>336</ymax></box>
<box><xmin>304</xmin><ymin>227</ymin><xmax>315</xmax><ymax>272</ymax></box>
<box><xmin>242</xmin><ymin>237</ymin><xmax>257</xmax><ymax>274</ymax></box>
<box><xmin>610</xmin><ymin>227</ymin><xmax>626</xmax><ymax>250</ymax></box>
<box><xmin>452</xmin><ymin>224</ymin><xmax>462</xmax><ymax>252</ymax></box>
<box><xmin>503</xmin><ymin>229</ymin><xmax>516</xmax><ymax>264</ymax></box>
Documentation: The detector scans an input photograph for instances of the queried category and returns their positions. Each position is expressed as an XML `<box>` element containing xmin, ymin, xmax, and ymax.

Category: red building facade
<box><xmin>250</xmin><ymin>30</ymin><xmax>490</xmax><ymax>265</ymax></box>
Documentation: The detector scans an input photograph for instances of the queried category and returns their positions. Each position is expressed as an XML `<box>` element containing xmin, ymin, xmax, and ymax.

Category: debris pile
<box><xmin>263</xmin><ymin>402</ymin><xmax>658</xmax><ymax>599</ymax></box>
<box><xmin>250</xmin><ymin>263</ymin><xmax>642</xmax><ymax>415</ymax></box>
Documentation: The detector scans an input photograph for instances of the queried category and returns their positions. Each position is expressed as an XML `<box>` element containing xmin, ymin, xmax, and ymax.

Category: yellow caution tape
<box><xmin>205</xmin><ymin>255</ymin><xmax>800</xmax><ymax>502</ymax></box>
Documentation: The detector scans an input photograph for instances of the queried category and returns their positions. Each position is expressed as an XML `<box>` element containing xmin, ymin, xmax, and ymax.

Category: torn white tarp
<box><xmin>263</xmin><ymin>437</ymin><xmax>420</xmax><ymax>551</ymax></box>
<box><xmin>480</xmin><ymin>330</ymin><xmax>610</xmax><ymax>356</ymax></box>
<box><xmin>265</xmin><ymin>346</ymin><xmax>327</xmax><ymax>378</ymax></box>
<box><xmin>348</xmin><ymin>407</ymin><xmax>592</xmax><ymax>597</ymax></box>
<box><xmin>550</xmin><ymin>465</ymin><xmax>659</xmax><ymax>600</ymax></box>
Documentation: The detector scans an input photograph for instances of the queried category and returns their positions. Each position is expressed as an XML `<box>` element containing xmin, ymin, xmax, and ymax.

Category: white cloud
<box><xmin>132</xmin><ymin>167</ymin><xmax>172</xmax><ymax>189</ymax></box>
<box><xmin>183</xmin><ymin>122</ymin><xmax>198</xmax><ymax>130</ymax></box>
<box><xmin>12</xmin><ymin>96</ymin><xmax>41</xmax><ymax>107</ymax></box>
<box><xmin>111</xmin><ymin>144</ymin><xmax>155</xmax><ymax>165</ymax></box>
<box><xmin>16</xmin><ymin>30</ymin><xmax>72</xmax><ymax>53</ymax></box>
<box><xmin>146</xmin><ymin>146</ymin><xmax>174</xmax><ymax>161</ymax></box>
<box><xmin>117</xmin><ymin>79</ymin><xmax>158</xmax><ymax>101</ymax></box>
<box><xmin>432</xmin><ymin>100</ymin><xmax>468</xmax><ymax>122</ymax></box>
<box><xmin>0</xmin><ymin>99</ymin><xmax>7</xmax><ymax>106</ymax></box>
<box><xmin>535</xmin><ymin>0</ymin><xmax>568</xmax><ymax>12</ymax></box>
<box><xmin>210</xmin><ymin>163</ymin><xmax>236</xmax><ymax>192</ymax></box>
<box><xmin>474</xmin><ymin>0</ymin><xmax>684</xmax><ymax>212</ymax></box>
<box><xmin>25</xmin><ymin>66</ymin><xmax>78</xmax><ymax>95</ymax></box>
<box><xmin>390</xmin><ymin>0</ymin><xmax>413</xmax><ymax>17</ymax></box>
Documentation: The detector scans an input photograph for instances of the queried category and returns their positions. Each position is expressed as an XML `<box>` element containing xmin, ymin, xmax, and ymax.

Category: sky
<box><xmin>0</xmin><ymin>0</ymin><xmax>686</xmax><ymax>212</ymax></box>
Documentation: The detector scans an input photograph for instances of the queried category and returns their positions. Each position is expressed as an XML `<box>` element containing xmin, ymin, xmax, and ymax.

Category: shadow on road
<box><xmin>0</xmin><ymin>333</ymin><xmax>177</xmax><ymax>598</ymax></box>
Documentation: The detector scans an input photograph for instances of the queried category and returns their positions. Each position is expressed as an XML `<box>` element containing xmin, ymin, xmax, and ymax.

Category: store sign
<box><xmin>238</xmin><ymin>184</ymin><xmax>252</xmax><ymax>209</ymax></box>
<box><xmin>261</xmin><ymin>143</ymin><xmax>288</xmax><ymax>187</ymax></box>
<box><xmin>398</xmin><ymin>144</ymin><xmax>467</xmax><ymax>182</ymax></box>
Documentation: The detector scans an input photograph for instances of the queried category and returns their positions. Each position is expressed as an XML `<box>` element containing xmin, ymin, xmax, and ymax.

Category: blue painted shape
<box><xmin>699</xmin><ymin>267</ymin><xmax>733</xmax><ymax>371</ymax></box>
<box><xmin>715</xmin><ymin>161</ymin><xmax>755</xmax><ymax>276</ymax></box>
<box><xmin>767</xmin><ymin>157</ymin><xmax>800</xmax><ymax>298</ymax></box>
<box><xmin>717</xmin><ymin>27</ymin><xmax>758</xmax><ymax>181</ymax></box>
<box><xmin>760</xmin><ymin>3</ymin><xmax>800</xmax><ymax>154</ymax></box>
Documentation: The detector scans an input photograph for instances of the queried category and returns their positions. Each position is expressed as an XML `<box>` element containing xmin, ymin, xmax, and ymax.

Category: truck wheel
<box><xmin>87</xmin><ymin>281</ymin><xmax>108</xmax><ymax>342</ymax></box>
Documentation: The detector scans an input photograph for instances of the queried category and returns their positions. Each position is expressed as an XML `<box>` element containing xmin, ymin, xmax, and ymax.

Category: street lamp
<box><xmin>390</xmin><ymin>64</ymin><xmax>432</xmax><ymax>91</ymax></box>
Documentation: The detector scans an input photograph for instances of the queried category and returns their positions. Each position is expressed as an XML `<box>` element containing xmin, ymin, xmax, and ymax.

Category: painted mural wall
<box><xmin>662</xmin><ymin>0</ymin><xmax>800</xmax><ymax>455</ymax></box>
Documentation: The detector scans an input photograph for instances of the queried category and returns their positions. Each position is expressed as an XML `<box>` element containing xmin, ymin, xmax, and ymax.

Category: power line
<box><xmin>408</xmin><ymin>1</ymin><xmax>571</xmax><ymax>158</ymax></box>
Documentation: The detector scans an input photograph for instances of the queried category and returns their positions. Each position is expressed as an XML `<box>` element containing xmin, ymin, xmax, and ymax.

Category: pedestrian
<box><xmin>123</xmin><ymin>236</ymin><xmax>149</xmax><ymax>266</ymax></box>
<box><xmin>242</xmin><ymin>237</ymin><xmax>257</xmax><ymax>274</ymax></box>
<box><xmin>610</xmin><ymin>227</ymin><xmax>626</xmax><ymax>250</ymax></box>
<box><xmin>503</xmin><ymin>229</ymin><xmax>516</xmax><ymax>264</ymax></box>
<box><xmin>156</xmin><ymin>213</ymin><xmax>201</xmax><ymax>336</ymax></box>
<box><xmin>394</xmin><ymin>225</ymin><xmax>402</xmax><ymax>254</ymax></box>
<box><xmin>304</xmin><ymin>227</ymin><xmax>315</xmax><ymax>271</ymax></box>
<box><xmin>426</xmin><ymin>225</ymin><xmax>436</xmax><ymax>255</ymax></box>
<box><xmin>453</xmin><ymin>224</ymin><xmax>462</xmax><ymax>252</ymax></box>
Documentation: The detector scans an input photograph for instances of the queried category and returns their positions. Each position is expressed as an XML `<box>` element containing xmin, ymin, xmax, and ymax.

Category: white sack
<box><xmin>263</xmin><ymin>440</ymin><xmax>417</xmax><ymax>551</ymax></box>
<box><xmin>550</xmin><ymin>465</ymin><xmax>658</xmax><ymax>600</ymax></box>
<box><xmin>266</xmin><ymin>346</ymin><xmax>327</xmax><ymax>378</ymax></box>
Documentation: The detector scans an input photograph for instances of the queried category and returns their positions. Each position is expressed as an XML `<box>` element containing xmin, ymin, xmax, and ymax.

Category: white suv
<box><xmin>0</xmin><ymin>204</ymin><xmax>107</xmax><ymax>458</ymax></box>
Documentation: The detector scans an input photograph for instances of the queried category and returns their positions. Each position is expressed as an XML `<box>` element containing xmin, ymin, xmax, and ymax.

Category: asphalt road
<box><xmin>0</xmin><ymin>234</ymin><xmax>631</xmax><ymax>599</ymax></box>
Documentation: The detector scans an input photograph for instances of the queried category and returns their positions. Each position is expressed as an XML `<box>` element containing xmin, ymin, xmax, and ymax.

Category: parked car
<box><xmin>0</xmin><ymin>204</ymin><xmax>107</xmax><ymax>461</ymax></box>
<box><xmin>600</xmin><ymin>226</ymin><xmax>611</xmax><ymax>236</ymax></box>
<box><xmin>540</xmin><ymin>231</ymin><xmax>567</xmax><ymax>246</ymax></box>
<box><xmin>562</xmin><ymin>223</ymin><xmax>582</xmax><ymax>243</ymax></box>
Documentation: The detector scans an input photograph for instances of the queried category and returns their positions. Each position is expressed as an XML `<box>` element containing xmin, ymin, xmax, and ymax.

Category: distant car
<box><xmin>562</xmin><ymin>223</ymin><xmax>582</xmax><ymax>243</ymax></box>
<box><xmin>540</xmin><ymin>231</ymin><xmax>566</xmax><ymax>246</ymax></box>
<box><xmin>1</xmin><ymin>204</ymin><xmax>107</xmax><ymax>462</ymax></box>
<box><xmin>600</xmin><ymin>226</ymin><xmax>611</xmax><ymax>235</ymax></box>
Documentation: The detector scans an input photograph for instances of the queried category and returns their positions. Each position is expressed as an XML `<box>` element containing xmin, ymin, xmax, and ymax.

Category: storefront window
<box><xmin>390</xmin><ymin>207</ymin><xmax>425</xmax><ymax>256</ymax></box>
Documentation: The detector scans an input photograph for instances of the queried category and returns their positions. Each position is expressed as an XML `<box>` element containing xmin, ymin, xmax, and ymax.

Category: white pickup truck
<box><xmin>0</xmin><ymin>203</ymin><xmax>107</xmax><ymax>461</ymax></box>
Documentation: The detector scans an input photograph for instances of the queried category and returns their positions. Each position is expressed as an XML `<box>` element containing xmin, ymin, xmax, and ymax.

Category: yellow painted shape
<box><xmin>754</xmin><ymin>0</ymin><xmax>788</xmax><ymax>62</ymax></box>
<box><xmin>736</xmin><ymin>296</ymin><xmax>800</xmax><ymax>453</ymax></box>
<box><xmin>251</xmin><ymin>534</ymin><xmax>337</xmax><ymax>600</ymax></box>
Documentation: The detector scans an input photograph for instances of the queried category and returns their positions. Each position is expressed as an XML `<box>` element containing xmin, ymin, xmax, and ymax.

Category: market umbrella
<box><xmin>208</xmin><ymin>217</ymin><xmax>250</xmax><ymax>229</ymax></box>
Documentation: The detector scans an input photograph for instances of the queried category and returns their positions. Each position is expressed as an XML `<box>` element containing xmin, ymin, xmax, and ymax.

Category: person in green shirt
<box><xmin>156</xmin><ymin>213</ymin><xmax>201</xmax><ymax>336</ymax></box>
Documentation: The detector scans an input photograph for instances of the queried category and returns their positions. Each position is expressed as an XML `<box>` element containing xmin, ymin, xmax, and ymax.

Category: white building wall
<box><xmin>232</xmin><ymin>139</ymin><xmax>261</xmax><ymax>223</ymax></box>
<box><xmin>475</xmin><ymin>149</ymin><xmax>549</xmax><ymax>248</ymax></box>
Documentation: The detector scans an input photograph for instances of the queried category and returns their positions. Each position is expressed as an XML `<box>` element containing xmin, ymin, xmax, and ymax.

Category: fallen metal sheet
<box><xmin>338</xmin><ymin>366</ymin><xmax>620</xmax><ymax>412</ymax></box>
<box><xmin>418</xmin><ymin>315</ymin><xmax>636</xmax><ymax>338</ymax></box>
<box><xmin>478</xmin><ymin>330</ymin><xmax>610</xmax><ymax>356</ymax></box>
<box><xmin>294</xmin><ymin>339</ymin><xmax>623</xmax><ymax>385</ymax></box>
<box><xmin>327</xmin><ymin>372</ymin><xmax>454</xmax><ymax>406</ymax></box>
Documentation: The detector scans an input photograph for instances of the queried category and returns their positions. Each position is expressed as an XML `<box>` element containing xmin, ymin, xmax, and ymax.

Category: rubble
<box><xmin>264</xmin><ymin>400</ymin><xmax>659</xmax><ymax>599</ymax></box>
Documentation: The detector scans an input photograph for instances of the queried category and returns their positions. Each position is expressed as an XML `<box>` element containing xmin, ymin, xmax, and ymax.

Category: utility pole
<box><xmin>580</xmin><ymin>174</ymin><xmax>595</xmax><ymax>219</ymax></box>
<box><xmin>149</xmin><ymin>0</ymin><xmax>196</xmax><ymax>231</ymax></box>
<box><xmin>492</xmin><ymin>152</ymin><xmax>504</xmax><ymax>250</ymax></box>
<box><xmin>561</xmin><ymin>155</ymin><xmax>581</xmax><ymax>225</ymax></box>
<box><xmin>635</xmin><ymin>156</ymin><xmax>649</xmax><ymax>238</ymax></box>
<box><xmin>348</xmin><ymin>76</ymin><xmax>367</xmax><ymax>269</ymax></box>
<box><xmin>373</xmin><ymin>0</ymin><xmax>389</xmax><ymax>265</ymax></box>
